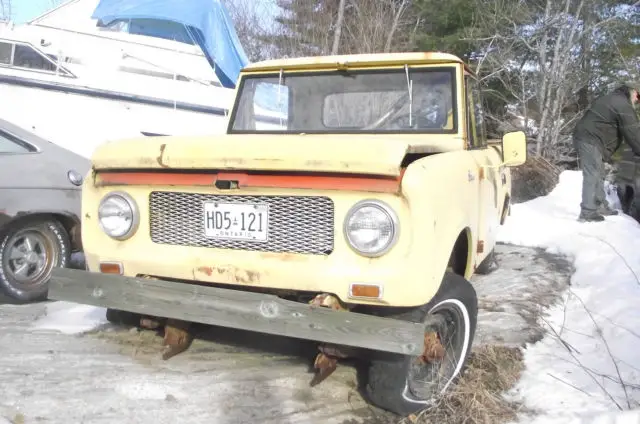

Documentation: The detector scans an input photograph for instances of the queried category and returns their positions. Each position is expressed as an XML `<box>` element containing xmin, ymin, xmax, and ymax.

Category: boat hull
<box><xmin>0</xmin><ymin>78</ymin><xmax>230</xmax><ymax>158</ymax></box>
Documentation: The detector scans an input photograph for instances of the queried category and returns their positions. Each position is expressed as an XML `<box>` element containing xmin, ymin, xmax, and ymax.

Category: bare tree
<box><xmin>465</xmin><ymin>0</ymin><xmax>639</xmax><ymax>164</ymax></box>
<box><xmin>263</xmin><ymin>0</ymin><xmax>414</xmax><ymax>58</ymax></box>
<box><xmin>223</xmin><ymin>0</ymin><xmax>416</xmax><ymax>60</ymax></box>
<box><xmin>222</xmin><ymin>0</ymin><xmax>282</xmax><ymax>61</ymax></box>
<box><xmin>337</xmin><ymin>0</ymin><xmax>413</xmax><ymax>54</ymax></box>
<box><xmin>330</xmin><ymin>0</ymin><xmax>346</xmax><ymax>54</ymax></box>
<box><xmin>0</xmin><ymin>0</ymin><xmax>11</xmax><ymax>21</ymax></box>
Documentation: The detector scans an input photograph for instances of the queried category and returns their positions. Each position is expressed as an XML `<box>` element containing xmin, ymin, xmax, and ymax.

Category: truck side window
<box><xmin>472</xmin><ymin>81</ymin><xmax>487</xmax><ymax>147</ymax></box>
<box><xmin>465</xmin><ymin>76</ymin><xmax>487</xmax><ymax>148</ymax></box>
<box><xmin>465</xmin><ymin>76</ymin><xmax>477</xmax><ymax>147</ymax></box>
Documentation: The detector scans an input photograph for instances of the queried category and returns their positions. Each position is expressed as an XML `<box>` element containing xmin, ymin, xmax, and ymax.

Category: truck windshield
<box><xmin>228</xmin><ymin>67</ymin><xmax>457</xmax><ymax>134</ymax></box>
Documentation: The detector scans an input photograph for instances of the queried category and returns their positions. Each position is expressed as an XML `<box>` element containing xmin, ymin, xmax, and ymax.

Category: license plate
<box><xmin>203</xmin><ymin>202</ymin><xmax>269</xmax><ymax>242</ymax></box>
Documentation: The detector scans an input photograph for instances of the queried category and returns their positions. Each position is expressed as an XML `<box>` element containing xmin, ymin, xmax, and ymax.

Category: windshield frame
<box><xmin>226</xmin><ymin>65</ymin><xmax>460</xmax><ymax>135</ymax></box>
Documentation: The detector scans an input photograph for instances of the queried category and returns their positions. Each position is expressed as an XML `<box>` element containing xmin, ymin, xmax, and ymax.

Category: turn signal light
<box><xmin>349</xmin><ymin>283</ymin><xmax>382</xmax><ymax>299</ymax></box>
<box><xmin>99</xmin><ymin>262</ymin><xmax>123</xmax><ymax>275</ymax></box>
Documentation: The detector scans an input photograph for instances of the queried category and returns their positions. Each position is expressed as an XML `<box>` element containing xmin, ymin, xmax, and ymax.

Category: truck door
<box><xmin>465</xmin><ymin>76</ymin><xmax>501</xmax><ymax>266</ymax></box>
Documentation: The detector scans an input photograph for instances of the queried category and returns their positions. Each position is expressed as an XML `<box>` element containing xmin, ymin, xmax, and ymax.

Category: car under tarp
<box><xmin>91</xmin><ymin>0</ymin><xmax>249</xmax><ymax>88</ymax></box>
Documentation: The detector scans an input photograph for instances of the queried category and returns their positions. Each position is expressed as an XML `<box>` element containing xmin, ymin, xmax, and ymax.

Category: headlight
<box><xmin>344</xmin><ymin>200</ymin><xmax>399</xmax><ymax>257</ymax></box>
<box><xmin>98</xmin><ymin>192</ymin><xmax>139</xmax><ymax>240</ymax></box>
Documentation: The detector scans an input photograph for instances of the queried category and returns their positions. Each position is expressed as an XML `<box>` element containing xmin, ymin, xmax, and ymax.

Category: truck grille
<box><xmin>149</xmin><ymin>191</ymin><xmax>334</xmax><ymax>255</ymax></box>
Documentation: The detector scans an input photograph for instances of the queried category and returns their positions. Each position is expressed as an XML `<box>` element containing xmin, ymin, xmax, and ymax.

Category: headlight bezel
<box><xmin>343</xmin><ymin>199</ymin><xmax>400</xmax><ymax>258</ymax></box>
<box><xmin>97</xmin><ymin>191</ymin><xmax>140</xmax><ymax>241</ymax></box>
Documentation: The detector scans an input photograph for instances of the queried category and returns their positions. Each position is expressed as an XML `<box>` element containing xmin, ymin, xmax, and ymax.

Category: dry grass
<box><xmin>401</xmin><ymin>345</ymin><xmax>526</xmax><ymax>424</ymax></box>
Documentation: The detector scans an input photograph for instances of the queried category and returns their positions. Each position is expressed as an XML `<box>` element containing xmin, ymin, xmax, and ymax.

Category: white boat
<box><xmin>0</xmin><ymin>0</ymin><xmax>249</xmax><ymax>158</ymax></box>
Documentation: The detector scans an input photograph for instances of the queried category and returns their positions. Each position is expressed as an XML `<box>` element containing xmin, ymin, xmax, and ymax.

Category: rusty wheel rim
<box><xmin>406</xmin><ymin>301</ymin><xmax>468</xmax><ymax>401</ymax></box>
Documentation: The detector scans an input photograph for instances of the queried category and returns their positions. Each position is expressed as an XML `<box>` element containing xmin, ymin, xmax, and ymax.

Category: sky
<box><xmin>13</xmin><ymin>0</ymin><xmax>59</xmax><ymax>23</ymax></box>
<box><xmin>10</xmin><ymin>0</ymin><xmax>279</xmax><ymax>25</ymax></box>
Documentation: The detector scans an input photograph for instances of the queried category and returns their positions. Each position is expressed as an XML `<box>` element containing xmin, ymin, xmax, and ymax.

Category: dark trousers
<box><xmin>574</xmin><ymin>138</ymin><xmax>609</xmax><ymax>213</ymax></box>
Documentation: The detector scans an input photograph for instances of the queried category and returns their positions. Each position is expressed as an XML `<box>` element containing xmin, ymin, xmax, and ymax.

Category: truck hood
<box><xmin>91</xmin><ymin>134</ymin><xmax>412</xmax><ymax>177</ymax></box>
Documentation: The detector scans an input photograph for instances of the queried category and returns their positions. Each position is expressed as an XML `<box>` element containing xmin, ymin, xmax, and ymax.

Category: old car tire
<box><xmin>0</xmin><ymin>219</ymin><xmax>70</xmax><ymax>303</ymax></box>
<box><xmin>364</xmin><ymin>272</ymin><xmax>478</xmax><ymax>416</ymax></box>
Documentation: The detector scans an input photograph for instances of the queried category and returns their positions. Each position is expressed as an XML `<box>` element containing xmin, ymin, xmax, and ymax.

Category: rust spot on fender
<box><xmin>260</xmin><ymin>252</ymin><xmax>306</xmax><ymax>262</ymax></box>
<box><xmin>304</xmin><ymin>160</ymin><xmax>356</xmax><ymax>170</ymax></box>
<box><xmin>156</xmin><ymin>144</ymin><xmax>169</xmax><ymax>168</ymax></box>
<box><xmin>195</xmin><ymin>265</ymin><xmax>260</xmax><ymax>284</ymax></box>
<box><xmin>138</xmin><ymin>157</ymin><xmax>157</xmax><ymax>166</ymax></box>
<box><xmin>245</xmin><ymin>270</ymin><xmax>260</xmax><ymax>283</ymax></box>
<box><xmin>220</xmin><ymin>158</ymin><xmax>245</xmax><ymax>166</ymax></box>
<box><xmin>196</xmin><ymin>266</ymin><xmax>214</xmax><ymax>276</ymax></box>
<box><xmin>305</xmin><ymin>159</ymin><xmax>326</xmax><ymax>167</ymax></box>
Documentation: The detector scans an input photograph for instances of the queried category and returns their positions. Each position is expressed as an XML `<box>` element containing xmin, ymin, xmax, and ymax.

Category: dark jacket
<box><xmin>573</xmin><ymin>90</ymin><xmax>640</xmax><ymax>161</ymax></box>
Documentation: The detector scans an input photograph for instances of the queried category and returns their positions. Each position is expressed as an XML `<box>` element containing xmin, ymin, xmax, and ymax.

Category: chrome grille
<box><xmin>149</xmin><ymin>191</ymin><xmax>334</xmax><ymax>255</ymax></box>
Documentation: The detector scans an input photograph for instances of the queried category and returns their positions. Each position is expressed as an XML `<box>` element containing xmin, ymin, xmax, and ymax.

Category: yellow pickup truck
<box><xmin>48</xmin><ymin>52</ymin><xmax>526</xmax><ymax>416</ymax></box>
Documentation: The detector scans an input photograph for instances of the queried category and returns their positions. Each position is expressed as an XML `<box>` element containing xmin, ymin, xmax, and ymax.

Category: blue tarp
<box><xmin>91</xmin><ymin>0</ymin><xmax>250</xmax><ymax>88</ymax></box>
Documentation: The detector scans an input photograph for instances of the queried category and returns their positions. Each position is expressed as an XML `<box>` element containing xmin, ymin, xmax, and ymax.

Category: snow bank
<box><xmin>31</xmin><ymin>301</ymin><xmax>108</xmax><ymax>334</ymax></box>
<box><xmin>564</xmin><ymin>409</ymin><xmax>640</xmax><ymax>424</ymax></box>
<box><xmin>115</xmin><ymin>379</ymin><xmax>187</xmax><ymax>401</ymax></box>
<box><xmin>498</xmin><ymin>170</ymin><xmax>640</xmax><ymax>422</ymax></box>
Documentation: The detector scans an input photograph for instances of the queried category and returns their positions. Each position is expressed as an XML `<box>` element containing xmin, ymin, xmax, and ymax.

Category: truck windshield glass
<box><xmin>229</xmin><ymin>67</ymin><xmax>456</xmax><ymax>134</ymax></box>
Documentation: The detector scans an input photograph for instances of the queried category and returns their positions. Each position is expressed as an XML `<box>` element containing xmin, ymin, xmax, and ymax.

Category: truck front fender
<box><xmin>400</xmin><ymin>151</ymin><xmax>479</xmax><ymax>303</ymax></box>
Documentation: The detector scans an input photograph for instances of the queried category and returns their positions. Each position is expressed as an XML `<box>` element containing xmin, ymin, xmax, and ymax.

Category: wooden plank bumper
<box><xmin>48</xmin><ymin>267</ymin><xmax>426</xmax><ymax>356</ymax></box>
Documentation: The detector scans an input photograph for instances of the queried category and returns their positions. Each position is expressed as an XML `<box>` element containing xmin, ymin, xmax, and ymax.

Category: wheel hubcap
<box><xmin>4</xmin><ymin>230</ymin><xmax>54</xmax><ymax>286</ymax></box>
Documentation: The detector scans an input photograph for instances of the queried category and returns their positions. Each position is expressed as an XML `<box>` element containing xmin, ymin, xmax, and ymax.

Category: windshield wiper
<box><xmin>277</xmin><ymin>68</ymin><xmax>285</xmax><ymax>127</ymax></box>
<box><xmin>405</xmin><ymin>64</ymin><xmax>413</xmax><ymax>127</ymax></box>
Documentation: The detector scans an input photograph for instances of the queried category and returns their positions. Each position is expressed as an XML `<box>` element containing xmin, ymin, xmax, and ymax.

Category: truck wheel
<box><xmin>365</xmin><ymin>272</ymin><xmax>478</xmax><ymax>416</ymax></box>
<box><xmin>0</xmin><ymin>219</ymin><xmax>70</xmax><ymax>303</ymax></box>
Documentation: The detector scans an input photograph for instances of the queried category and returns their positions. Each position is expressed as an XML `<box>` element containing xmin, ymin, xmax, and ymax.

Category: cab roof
<box><xmin>241</xmin><ymin>52</ymin><xmax>475</xmax><ymax>76</ymax></box>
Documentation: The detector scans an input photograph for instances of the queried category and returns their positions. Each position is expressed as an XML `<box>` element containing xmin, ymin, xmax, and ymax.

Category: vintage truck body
<box><xmin>48</xmin><ymin>52</ymin><xmax>526</xmax><ymax>416</ymax></box>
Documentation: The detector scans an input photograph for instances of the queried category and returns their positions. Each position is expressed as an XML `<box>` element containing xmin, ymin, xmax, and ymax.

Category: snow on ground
<box><xmin>31</xmin><ymin>301</ymin><xmax>108</xmax><ymax>335</ymax></box>
<box><xmin>498</xmin><ymin>170</ymin><xmax>640</xmax><ymax>423</ymax></box>
<box><xmin>0</xmin><ymin>300</ymin><xmax>381</xmax><ymax>424</ymax></box>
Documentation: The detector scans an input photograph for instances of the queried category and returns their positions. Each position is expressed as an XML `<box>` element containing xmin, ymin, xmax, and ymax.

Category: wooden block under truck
<box><xmin>48</xmin><ymin>51</ymin><xmax>527</xmax><ymax>416</ymax></box>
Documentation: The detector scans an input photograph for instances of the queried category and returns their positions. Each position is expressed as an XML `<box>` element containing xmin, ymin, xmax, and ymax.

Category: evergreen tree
<box><xmin>269</xmin><ymin>0</ymin><xmax>340</xmax><ymax>57</ymax></box>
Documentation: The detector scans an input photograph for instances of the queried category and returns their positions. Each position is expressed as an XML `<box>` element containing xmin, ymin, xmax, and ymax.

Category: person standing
<box><xmin>572</xmin><ymin>81</ymin><xmax>640</xmax><ymax>222</ymax></box>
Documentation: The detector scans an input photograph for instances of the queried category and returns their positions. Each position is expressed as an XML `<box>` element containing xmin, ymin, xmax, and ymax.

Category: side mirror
<box><xmin>501</xmin><ymin>131</ymin><xmax>527</xmax><ymax>167</ymax></box>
